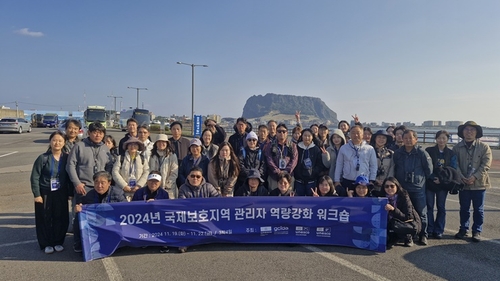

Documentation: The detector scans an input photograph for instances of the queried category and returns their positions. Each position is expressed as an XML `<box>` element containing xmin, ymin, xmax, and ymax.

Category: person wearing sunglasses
<box><xmin>236</xmin><ymin>131</ymin><xmax>267</xmax><ymax>193</ymax></box>
<box><xmin>264</xmin><ymin>123</ymin><xmax>298</xmax><ymax>191</ymax></box>
<box><xmin>380</xmin><ymin>177</ymin><xmax>421</xmax><ymax>249</ymax></box>
<box><xmin>334</xmin><ymin>125</ymin><xmax>377</xmax><ymax>197</ymax></box>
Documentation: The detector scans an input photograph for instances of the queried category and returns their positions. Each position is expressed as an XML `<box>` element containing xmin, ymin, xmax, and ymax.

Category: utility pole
<box><xmin>107</xmin><ymin>95</ymin><xmax>123</xmax><ymax>113</ymax></box>
<box><xmin>127</xmin><ymin>87</ymin><xmax>148</xmax><ymax>109</ymax></box>
<box><xmin>15</xmin><ymin>101</ymin><xmax>18</xmax><ymax>118</ymax></box>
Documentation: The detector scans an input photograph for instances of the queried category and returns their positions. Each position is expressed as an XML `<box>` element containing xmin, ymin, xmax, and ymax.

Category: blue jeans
<box><xmin>426</xmin><ymin>188</ymin><xmax>448</xmax><ymax>235</ymax></box>
<box><xmin>408</xmin><ymin>190</ymin><xmax>427</xmax><ymax>238</ymax></box>
<box><xmin>458</xmin><ymin>189</ymin><xmax>486</xmax><ymax>233</ymax></box>
<box><xmin>294</xmin><ymin>180</ymin><xmax>315</xmax><ymax>196</ymax></box>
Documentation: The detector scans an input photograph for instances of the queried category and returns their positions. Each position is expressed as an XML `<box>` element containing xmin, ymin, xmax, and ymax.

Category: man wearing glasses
<box><xmin>334</xmin><ymin>125</ymin><xmax>377</xmax><ymax>196</ymax></box>
<box><xmin>393</xmin><ymin>129</ymin><xmax>433</xmax><ymax>246</ymax></box>
<box><xmin>264</xmin><ymin>123</ymin><xmax>298</xmax><ymax>190</ymax></box>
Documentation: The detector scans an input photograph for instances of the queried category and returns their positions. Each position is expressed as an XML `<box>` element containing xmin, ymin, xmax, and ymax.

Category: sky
<box><xmin>1</xmin><ymin>1</ymin><xmax>499</xmax><ymax>127</ymax></box>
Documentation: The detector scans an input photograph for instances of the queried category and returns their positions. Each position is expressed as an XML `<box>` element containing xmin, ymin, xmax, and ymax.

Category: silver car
<box><xmin>0</xmin><ymin>118</ymin><xmax>32</xmax><ymax>134</ymax></box>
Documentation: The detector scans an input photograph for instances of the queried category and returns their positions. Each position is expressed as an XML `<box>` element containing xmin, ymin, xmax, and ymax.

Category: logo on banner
<box><xmin>273</xmin><ymin>226</ymin><xmax>289</xmax><ymax>235</ymax></box>
<box><xmin>295</xmin><ymin>226</ymin><xmax>310</xmax><ymax>236</ymax></box>
<box><xmin>316</xmin><ymin>227</ymin><xmax>332</xmax><ymax>237</ymax></box>
<box><xmin>260</xmin><ymin>226</ymin><xmax>272</xmax><ymax>235</ymax></box>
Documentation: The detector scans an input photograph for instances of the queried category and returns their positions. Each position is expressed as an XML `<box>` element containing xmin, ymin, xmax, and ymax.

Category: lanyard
<box><xmin>49</xmin><ymin>156</ymin><xmax>60</xmax><ymax>178</ymax></box>
<box><xmin>278</xmin><ymin>144</ymin><xmax>288</xmax><ymax>159</ymax></box>
<box><xmin>129</xmin><ymin>156</ymin><xmax>136</xmax><ymax>175</ymax></box>
<box><xmin>350</xmin><ymin>143</ymin><xmax>360</xmax><ymax>171</ymax></box>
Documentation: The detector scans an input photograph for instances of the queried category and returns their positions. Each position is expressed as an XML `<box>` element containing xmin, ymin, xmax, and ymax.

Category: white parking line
<box><xmin>0</xmin><ymin>239</ymin><xmax>37</xmax><ymax>248</ymax></box>
<box><xmin>303</xmin><ymin>245</ymin><xmax>392</xmax><ymax>281</ymax></box>
<box><xmin>102</xmin><ymin>257</ymin><xmax>123</xmax><ymax>281</ymax></box>
<box><xmin>0</xmin><ymin>151</ymin><xmax>18</xmax><ymax>158</ymax></box>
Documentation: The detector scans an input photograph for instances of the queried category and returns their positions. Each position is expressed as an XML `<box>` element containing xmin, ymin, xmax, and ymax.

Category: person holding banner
<box><xmin>381</xmin><ymin>177</ymin><xmax>421</xmax><ymax>249</ymax></box>
<box><xmin>269</xmin><ymin>172</ymin><xmax>295</xmax><ymax>196</ymax></box>
<box><xmin>149</xmin><ymin>134</ymin><xmax>178</xmax><ymax>199</ymax></box>
<box><xmin>30</xmin><ymin>131</ymin><xmax>72</xmax><ymax>254</ymax></box>
<box><xmin>208</xmin><ymin>142</ymin><xmax>240</xmax><ymax>197</ymax></box>
<box><xmin>132</xmin><ymin>171</ymin><xmax>170</xmax><ymax>202</ymax></box>
<box><xmin>73</xmin><ymin>171</ymin><xmax>127</xmax><ymax>253</ymax></box>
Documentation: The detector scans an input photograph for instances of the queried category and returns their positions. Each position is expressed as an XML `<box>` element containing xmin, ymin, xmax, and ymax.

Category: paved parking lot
<box><xmin>1</xmin><ymin>128</ymin><xmax>500</xmax><ymax>281</ymax></box>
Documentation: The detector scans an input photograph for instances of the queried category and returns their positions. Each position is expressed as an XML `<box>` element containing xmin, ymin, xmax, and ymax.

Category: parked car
<box><xmin>0</xmin><ymin>118</ymin><xmax>32</xmax><ymax>134</ymax></box>
<box><xmin>58</xmin><ymin>118</ymin><xmax>87</xmax><ymax>139</ymax></box>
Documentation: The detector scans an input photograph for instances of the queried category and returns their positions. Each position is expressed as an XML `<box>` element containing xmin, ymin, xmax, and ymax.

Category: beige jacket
<box><xmin>452</xmin><ymin>140</ymin><xmax>492</xmax><ymax>190</ymax></box>
<box><xmin>113</xmin><ymin>152</ymin><xmax>150</xmax><ymax>192</ymax></box>
<box><xmin>149</xmin><ymin>152</ymin><xmax>179</xmax><ymax>198</ymax></box>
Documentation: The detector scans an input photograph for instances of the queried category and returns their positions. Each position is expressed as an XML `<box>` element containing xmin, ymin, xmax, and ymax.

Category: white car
<box><xmin>0</xmin><ymin>118</ymin><xmax>32</xmax><ymax>134</ymax></box>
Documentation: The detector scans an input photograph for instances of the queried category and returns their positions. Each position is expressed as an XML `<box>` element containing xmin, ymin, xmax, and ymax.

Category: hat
<box><xmin>370</xmin><ymin>130</ymin><xmax>393</xmax><ymax>144</ymax></box>
<box><xmin>330</xmin><ymin>129</ymin><xmax>346</xmax><ymax>145</ymax></box>
<box><xmin>354</xmin><ymin>175</ymin><xmax>369</xmax><ymax>186</ymax></box>
<box><xmin>246</xmin><ymin>131</ymin><xmax>258</xmax><ymax>140</ymax></box>
<box><xmin>458</xmin><ymin>121</ymin><xmax>483</xmax><ymax>139</ymax></box>
<box><xmin>122</xmin><ymin>137</ymin><xmax>145</xmax><ymax>151</ymax></box>
<box><xmin>247</xmin><ymin>169</ymin><xmax>264</xmax><ymax>183</ymax></box>
<box><xmin>155</xmin><ymin>134</ymin><xmax>169</xmax><ymax>143</ymax></box>
<box><xmin>147</xmin><ymin>173</ymin><xmax>162</xmax><ymax>181</ymax></box>
<box><xmin>189</xmin><ymin>138</ymin><xmax>202</xmax><ymax>147</ymax></box>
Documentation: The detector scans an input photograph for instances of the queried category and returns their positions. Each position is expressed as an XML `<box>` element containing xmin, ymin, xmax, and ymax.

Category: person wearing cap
<box><xmin>425</xmin><ymin>130</ymin><xmax>457</xmax><ymax>239</ymax></box>
<box><xmin>235</xmin><ymin>169</ymin><xmax>268</xmax><ymax>196</ymax></box>
<box><xmin>228</xmin><ymin>117</ymin><xmax>251</xmax><ymax>156</ymax></box>
<box><xmin>393</xmin><ymin>129</ymin><xmax>433</xmax><ymax>246</ymax></box>
<box><xmin>294</xmin><ymin>128</ymin><xmax>324</xmax><ymax>196</ymax></box>
<box><xmin>334</xmin><ymin>125</ymin><xmax>377</xmax><ymax>197</ymax></box>
<box><xmin>370</xmin><ymin>130</ymin><xmax>395</xmax><ymax>190</ymax></box>
<box><xmin>236</xmin><ymin>131</ymin><xmax>267</xmax><ymax>193</ymax></box>
<box><xmin>200</xmin><ymin>128</ymin><xmax>219</xmax><ymax>159</ymax></box>
<box><xmin>264</xmin><ymin>123</ymin><xmax>298</xmax><ymax>190</ymax></box>
<box><xmin>453</xmin><ymin>121</ymin><xmax>492</xmax><ymax>242</ymax></box>
<box><xmin>347</xmin><ymin>175</ymin><xmax>373</xmax><ymax>197</ymax></box>
<box><xmin>132</xmin><ymin>171</ymin><xmax>170</xmax><ymax>201</ymax></box>
<box><xmin>204</xmin><ymin>118</ymin><xmax>226</xmax><ymax>146</ymax></box>
<box><xmin>149</xmin><ymin>134</ymin><xmax>179</xmax><ymax>199</ymax></box>
<box><xmin>208</xmin><ymin>141</ymin><xmax>240</xmax><ymax>197</ymax></box>
<box><xmin>169</xmin><ymin>121</ymin><xmax>190</xmax><ymax>166</ymax></box>
<box><xmin>178</xmin><ymin>138</ymin><xmax>210</xmax><ymax>187</ymax></box>
<box><xmin>321</xmin><ymin>129</ymin><xmax>346</xmax><ymax>184</ymax></box>
<box><xmin>317</xmin><ymin>124</ymin><xmax>330</xmax><ymax>148</ymax></box>
<box><xmin>112</xmin><ymin>137</ymin><xmax>150</xmax><ymax>201</ymax></box>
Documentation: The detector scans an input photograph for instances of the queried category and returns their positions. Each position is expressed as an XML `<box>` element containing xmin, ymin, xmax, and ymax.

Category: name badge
<box><xmin>50</xmin><ymin>178</ymin><xmax>60</xmax><ymax>191</ymax></box>
<box><xmin>304</xmin><ymin>158</ymin><xmax>312</xmax><ymax>168</ymax></box>
<box><xmin>279</xmin><ymin>158</ymin><xmax>287</xmax><ymax>169</ymax></box>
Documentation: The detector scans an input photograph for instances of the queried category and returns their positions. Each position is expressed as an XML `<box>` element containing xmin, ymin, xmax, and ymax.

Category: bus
<box><xmin>119</xmin><ymin>108</ymin><xmax>150</xmax><ymax>131</ymax></box>
<box><xmin>84</xmin><ymin>105</ymin><xmax>107</xmax><ymax>128</ymax></box>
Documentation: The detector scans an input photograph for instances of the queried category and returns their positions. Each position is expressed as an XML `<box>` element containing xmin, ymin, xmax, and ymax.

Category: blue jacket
<box><xmin>393</xmin><ymin>146</ymin><xmax>433</xmax><ymax>192</ymax></box>
<box><xmin>178</xmin><ymin>154</ymin><xmax>210</xmax><ymax>185</ymax></box>
<box><xmin>131</xmin><ymin>186</ymin><xmax>170</xmax><ymax>201</ymax></box>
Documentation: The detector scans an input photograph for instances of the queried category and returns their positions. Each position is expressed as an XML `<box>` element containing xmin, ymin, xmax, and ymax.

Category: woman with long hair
<box><xmin>208</xmin><ymin>141</ymin><xmax>240</xmax><ymax>197</ymax></box>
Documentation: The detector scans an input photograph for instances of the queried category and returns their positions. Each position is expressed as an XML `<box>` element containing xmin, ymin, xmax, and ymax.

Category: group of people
<box><xmin>30</xmin><ymin>115</ymin><xmax>492</xmax><ymax>254</ymax></box>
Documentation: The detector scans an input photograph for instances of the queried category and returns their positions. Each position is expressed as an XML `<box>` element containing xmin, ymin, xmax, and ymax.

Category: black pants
<box><xmin>35</xmin><ymin>188</ymin><xmax>69</xmax><ymax>249</ymax></box>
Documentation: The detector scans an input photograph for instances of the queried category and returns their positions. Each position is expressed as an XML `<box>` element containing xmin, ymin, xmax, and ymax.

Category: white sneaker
<box><xmin>44</xmin><ymin>246</ymin><xmax>54</xmax><ymax>254</ymax></box>
<box><xmin>54</xmin><ymin>245</ymin><xmax>64</xmax><ymax>252</ymax></box>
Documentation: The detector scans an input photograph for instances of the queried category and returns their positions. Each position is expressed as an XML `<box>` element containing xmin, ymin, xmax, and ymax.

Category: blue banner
<box><xmin>193</xmin><ymin>114</ymin><xmax>202</xmax><ymax>138</ymax></box>
<box><xmin>79</xmin><ymin>197</ymin><xmax>388</xmax><ymax>261</ymax></box>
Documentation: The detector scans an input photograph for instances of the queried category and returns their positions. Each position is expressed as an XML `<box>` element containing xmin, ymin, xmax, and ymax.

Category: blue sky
<box><xmin>1</xmin><ymin>1</ymin><xmax>499</xmax><ymax>127</ymax></box>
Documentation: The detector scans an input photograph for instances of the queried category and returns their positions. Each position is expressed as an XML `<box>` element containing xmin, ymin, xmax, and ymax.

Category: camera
<box><xmin>405</xmin><ymin>172</ymin><xmax>414</xmax><ymax>183</ymax></box>
<box><xmin>377</xmin><ymin>167</ymin><xmax>386</xmax><ymax>177</ymax></box>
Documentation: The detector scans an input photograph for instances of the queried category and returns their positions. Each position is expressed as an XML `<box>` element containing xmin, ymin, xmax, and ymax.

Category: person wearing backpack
<box><xmin>112</xmin><ymin>137</ymin><xmax>150</xmax><ymax>201</ymax></box>
<box><xmin>236</xmin><ymin>131</ymin><xmax>266</xmax><ymax>193</ymax></box>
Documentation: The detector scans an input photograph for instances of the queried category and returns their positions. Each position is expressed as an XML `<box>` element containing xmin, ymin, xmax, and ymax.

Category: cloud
<box><xmin>14</xmin><ymin>28</ymin><xmax>44</xmax><ymax>37</ymax></box>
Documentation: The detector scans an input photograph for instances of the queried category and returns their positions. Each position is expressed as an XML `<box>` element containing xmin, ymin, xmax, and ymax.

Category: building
<box><xmin>445</xmin><ymin>121</ymin><xmax>463</xmax><ymax>127</ymax></box>
<box><xmin>422</xmin><ymin>120</ymin><xmax>442</xmax><ymax>127</ymax></box>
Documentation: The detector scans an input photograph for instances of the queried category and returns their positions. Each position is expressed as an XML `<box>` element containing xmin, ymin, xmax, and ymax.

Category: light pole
<box><xmin>107</xmin><ymin>95</ymin><xmax>123</xmax><ymax>124</ymax></box>
<box><xmin>177</xmin><ymin>61</ymin><xmax>208</xmax><ymax>135</ymax></box>
<box><xmin>127</xmin><ymin>87</ymin><xmax>148</xmax><ymax>109</ymax></box>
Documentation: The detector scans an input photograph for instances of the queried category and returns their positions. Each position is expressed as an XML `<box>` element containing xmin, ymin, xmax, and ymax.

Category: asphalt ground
<box><xmin>1</xmin><ymin>128</ymin><xmax>500</xmax><ymax>281</ymax></box>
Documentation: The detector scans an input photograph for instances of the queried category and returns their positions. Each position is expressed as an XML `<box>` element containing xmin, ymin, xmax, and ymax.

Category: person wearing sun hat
<box><xmin>235</xmin><ymin>169</ymin><xmax>268</xmax><ymax>196</ymax></box>
<box><xmin>453</xmin><ymin>121</ymin><xmax>492</xmax><ymax>242</ymax></box>
<box><xmin>347</xmin><ymin>175</ymin><xmax>374</xmax><ymax>197</ymax></box>
<box><xmin>149</xmin><ymin>134</ymin><xmax>179</xmax><ymax>198</ymax></box>
<box><xmin>112</xmin><ymin>137</ymin><xmax>150</xmax><ymax>201</ymax></box>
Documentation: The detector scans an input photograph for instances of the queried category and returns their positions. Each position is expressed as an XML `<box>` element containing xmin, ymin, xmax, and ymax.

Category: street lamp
<box><xmin>127</xmin><ymin>87</ymin><xmax>148</xmax><ymax>109</ymax></box>
<box><xmin>177</xmin><ymin>61</ymin><xmax>208</xmax><ymax>135</ymax></box>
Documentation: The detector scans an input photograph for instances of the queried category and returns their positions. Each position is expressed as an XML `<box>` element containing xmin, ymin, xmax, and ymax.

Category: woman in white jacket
<box><xmin>113</xmin><ymin>137</ymin><xmax>150</xmax><ymax>201</ymax></box>
<box><xmin>149</xmin><ymin>134</ymin><xmax>179</xmax><ymax>198</ymax></box>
